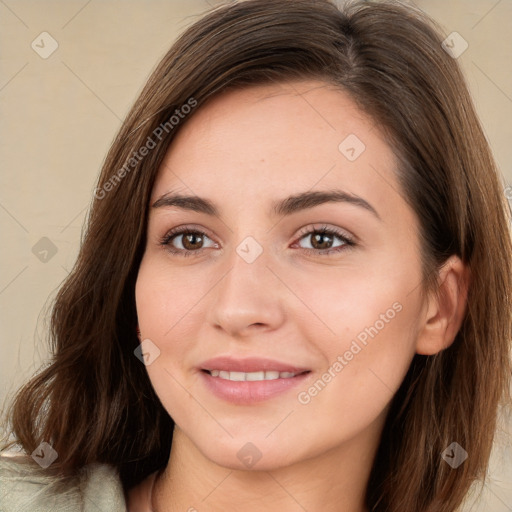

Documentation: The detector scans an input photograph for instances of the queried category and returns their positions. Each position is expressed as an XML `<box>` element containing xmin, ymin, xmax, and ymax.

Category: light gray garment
<box><xmin>0</xmin><ymin>454</ymin><xmax>127</xmax><ymax>511</ymax></box>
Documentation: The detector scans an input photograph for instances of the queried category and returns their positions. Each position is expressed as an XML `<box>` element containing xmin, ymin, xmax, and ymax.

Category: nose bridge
<box><xmin>208</xmin><ymin>232</ymin><xmax>284</xmax><ymax>334</ymax></box>
<box><xmin>221</xmin><ymin>232</ymin><xmax>273</xmax><ymax>302</ymax></box>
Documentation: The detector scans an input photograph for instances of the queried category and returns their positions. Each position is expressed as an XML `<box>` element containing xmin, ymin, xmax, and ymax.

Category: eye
<box><xmin>160</xmin><ymin>226</ymin><xmax>217</xmax><ymax>257</ymax></box>
<box><xmin>292</xmin><ymin>224</ymin><xmax>355</xmax><ymax>255</ymax></box>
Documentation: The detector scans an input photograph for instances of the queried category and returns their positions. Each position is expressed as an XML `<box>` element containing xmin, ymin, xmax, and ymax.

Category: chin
<box><xmin>191</xmin><ymin>432</ymin><xmax>313</xmax><ymax>472</ymax></box>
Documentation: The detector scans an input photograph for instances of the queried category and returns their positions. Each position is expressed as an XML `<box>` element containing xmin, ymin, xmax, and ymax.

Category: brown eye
<box><xmin>309</xmin><ymin>231</ymin><xmax>335</xmax><ymax>250</ymax></box>
<box><xmin>160</xmin><ymin>227</ymin><xmax>217</xmax><ymax>257</ymax></box>
<box><xmin>180</xmin><ymin>232</ymin><xmax>205</xmax><ymax>250</ymax></box>
<box><xmin>295</xmin><ymin>226</ymin><xmax>354</xmax><ymax>255</ymax></box>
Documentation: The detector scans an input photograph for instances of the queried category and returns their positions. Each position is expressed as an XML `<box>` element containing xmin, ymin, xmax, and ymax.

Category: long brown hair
<box><xmin>2</xmin><ymin>1</ymin><xmax>511</xmax><ymax>510</ymax></box>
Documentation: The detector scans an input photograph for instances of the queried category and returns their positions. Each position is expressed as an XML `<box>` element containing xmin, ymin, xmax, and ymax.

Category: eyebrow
<box><xmin>152</xmin><ymin>189</ymin><xmax>381</xmax><ymax>220</ymax></box>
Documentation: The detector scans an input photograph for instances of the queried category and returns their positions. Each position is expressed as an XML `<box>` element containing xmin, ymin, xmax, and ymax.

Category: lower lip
<box><xmin>199</xmin><ymin>370</ymin><xmax>311</xmax><ymax>404</ymax></box>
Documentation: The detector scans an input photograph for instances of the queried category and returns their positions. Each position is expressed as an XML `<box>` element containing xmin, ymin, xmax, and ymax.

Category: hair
<box><xmin>2</xmin><ymin>0</ymin><xmax>511</xmax><ymax>510</ymax></box>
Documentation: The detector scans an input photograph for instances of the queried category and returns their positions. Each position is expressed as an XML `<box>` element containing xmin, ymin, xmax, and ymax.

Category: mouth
<box><xmin>201</xmin><ymin>369</ymin><xmax>311</xmax><ymax>381</ymax></box>
<box><xmin>197</xmin><ymin>356</ymin><xmax>312</xmax><ymax>404</ymax></box>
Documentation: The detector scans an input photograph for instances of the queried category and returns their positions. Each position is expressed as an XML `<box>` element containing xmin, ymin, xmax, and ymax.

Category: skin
<box><xmin>132</xmin><ymin>79</ymin><xmax>469</xmax><ymax>511</ymax></box>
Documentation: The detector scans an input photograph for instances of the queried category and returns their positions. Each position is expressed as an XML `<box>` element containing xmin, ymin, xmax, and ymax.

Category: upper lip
<box><xmin>199</xmin><ymin>356</ymin><xmax>310</xmax><ymax>374</ymax></box>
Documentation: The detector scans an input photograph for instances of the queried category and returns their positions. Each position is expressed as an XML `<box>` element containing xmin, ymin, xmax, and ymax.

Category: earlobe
<box><xmin>415</xmin><ymin>255</ymin><xmax>470</xmax><ymax>356</ymax></box>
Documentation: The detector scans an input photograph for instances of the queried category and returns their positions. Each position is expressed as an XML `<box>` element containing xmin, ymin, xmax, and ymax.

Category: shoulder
<box><xmin>0</xmin><ymin>452</ymin><xmax>127</xmax><ymax>512</ymax></box>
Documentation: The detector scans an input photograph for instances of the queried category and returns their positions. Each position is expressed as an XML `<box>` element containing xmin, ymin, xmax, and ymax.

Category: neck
<box><xmin>152</xmin><ymin>420</ymin><xmax>384</xmax><ymax>512</ymax></box>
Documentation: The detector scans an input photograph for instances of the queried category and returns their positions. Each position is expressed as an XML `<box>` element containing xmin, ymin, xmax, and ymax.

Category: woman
<box><xmin>1</xmin><ymin>0</ymin><xmax>511</xmax><ymax>511</ymax></box>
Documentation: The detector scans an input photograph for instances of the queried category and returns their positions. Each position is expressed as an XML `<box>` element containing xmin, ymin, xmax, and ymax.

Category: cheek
<box><xmin>134</xmin><ymin>259</ymin><xmax>193</xmax><ymax>423</ymax></box>
<box><xmin>290</xmin><ymin>313</ymin><xmax>417</xmax><ymax>458</ymax></box>
<box><xmin>290</xmin><ymin>263</ymin><xmax>420</xmax><ymax>416</ymax></box>
<box><xmin>135</xmin><ymin>255</ymin><xmax>205</xmax><ymax>337</ymax></box>
<box><xmin>288</xmin><ymin>256</ymin><xmax>415</xmax><ymax>352</ymax></box>
<box><xmin>134</xmin><ymin>256</ymin><xmax>211</xmax><ymax>390</ymax></box>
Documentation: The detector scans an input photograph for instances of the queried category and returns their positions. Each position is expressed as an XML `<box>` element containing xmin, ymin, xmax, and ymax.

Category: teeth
<box><xmin>207</xmin><ymin>370</ymin><xmax>299</xmax><ymax>381</ymax></box>
<box><xmin>246</xmin><ymin>371</ymin><xmax>265</xmax><ymax>381</ymax></box>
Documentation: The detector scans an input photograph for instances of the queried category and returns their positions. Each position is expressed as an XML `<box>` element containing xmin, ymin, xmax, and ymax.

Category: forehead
<box><xmin>151</xmin><ymin>80</ymin><xmax>406</xmax><ymax>223</ymax></box>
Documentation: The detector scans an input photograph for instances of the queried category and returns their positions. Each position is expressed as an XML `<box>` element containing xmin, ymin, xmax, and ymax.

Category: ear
<box><xmin>415</xmin><ymin>255</ymin><xmax>470</xmax><ymax>355</ymax></box>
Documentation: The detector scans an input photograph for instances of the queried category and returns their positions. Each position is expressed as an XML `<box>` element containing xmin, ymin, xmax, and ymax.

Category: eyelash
<box><xmin>159</xmin><ymin>224</ymin><xmax>356</xmax><ymax>258</ymax></box>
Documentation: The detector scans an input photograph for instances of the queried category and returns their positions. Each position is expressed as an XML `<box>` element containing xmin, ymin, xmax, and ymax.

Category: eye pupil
<box><xmin>312</xmin><ymin>232</ymin><xmax>333</xmax><ymax>250</ymax></box>
<box><xmin>183</xmin><ymin>233</ymin><xmax>203</xmax><ymax>250</ymax></box>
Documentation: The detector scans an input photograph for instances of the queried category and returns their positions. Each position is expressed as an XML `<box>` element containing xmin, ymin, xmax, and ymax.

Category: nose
<box><xmin>207</xmin><ymin>241</ymin><xmax>286</xmax><ymax>338</ymax></box>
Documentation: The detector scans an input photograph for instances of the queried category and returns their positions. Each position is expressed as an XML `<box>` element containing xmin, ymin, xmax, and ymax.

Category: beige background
<box><xmin>1</xmin><ymin>0</ymin><xmax>511</xmax><ymax>509</ymax></box>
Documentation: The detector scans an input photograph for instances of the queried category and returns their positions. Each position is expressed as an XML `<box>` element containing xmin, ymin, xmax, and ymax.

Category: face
<box><xmin>135</xmin><ymin>80</ymin><xmax>427</xmax><ymax>471</ymax></box>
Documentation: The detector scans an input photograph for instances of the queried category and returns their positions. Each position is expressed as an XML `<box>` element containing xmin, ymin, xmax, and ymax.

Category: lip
<box><xmin>198</xmin><ymin>356</ymin><xmax>311</xmax><ymax>405</ymax></box>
